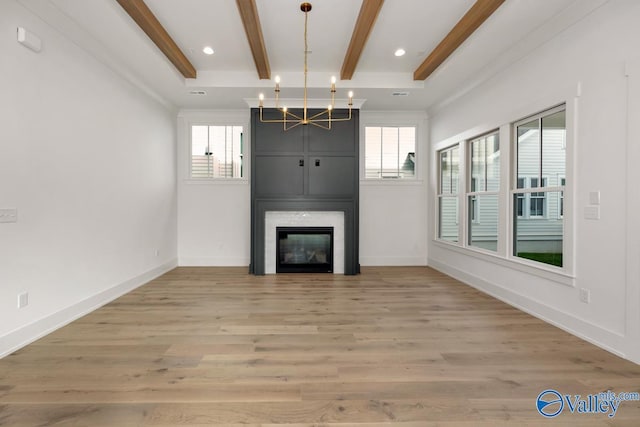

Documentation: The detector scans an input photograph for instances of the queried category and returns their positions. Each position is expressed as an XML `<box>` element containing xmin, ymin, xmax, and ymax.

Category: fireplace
<box><xmin>276</xmin><ymin>227</ymin><xmax>333</xmax><ymax>273</ymax></box>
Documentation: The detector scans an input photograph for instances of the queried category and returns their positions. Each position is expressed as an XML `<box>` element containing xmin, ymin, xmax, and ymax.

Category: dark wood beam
<box><xmin>236</xmin><ymin>0</ymin><xmax>271</xmax><ymax>80</ymax></box>
<box><xmin>340</xmin><ymin>0</ymin><xmax>385</xmax><ymax>80</ymax></box>
<box><xmin>115</xmin><ymin>0</ymin><xmax>196</xmax><ymax>79</ymax></box>
<box><xmin>413</xmin><ymin>0</ymin><xmax>506</xmax><ymax>81</ymax></box>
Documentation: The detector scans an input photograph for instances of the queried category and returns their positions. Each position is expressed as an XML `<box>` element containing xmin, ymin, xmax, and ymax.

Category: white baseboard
<box><xmin>360</xmin><ymin>256</ymin><xmax>428</xmax><ymax>266</ymax></box>
<box><xmin>428</xmin><ymin>257</ymin><xmax>632</xmax><ymax>362</ymax></box>
<box><xmin>0</xmin><ymin>259</ymin><xmax>177</xmax><ymax>359</ymax></box>
<box><xmin>178</xmin><ymin>256</ymin><xmax>250</xmax><ymax>267</ymax></box>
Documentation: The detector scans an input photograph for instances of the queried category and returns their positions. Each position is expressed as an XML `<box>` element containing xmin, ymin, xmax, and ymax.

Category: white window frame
<box><xmin>359</xmin><ymin>111</ymin><xmax>425</xmax><ymax>183</ymax></box>
<box><xmin>466</xmin><ymin>130</ymin><xmax>500</xmax><ymax>250</ymax></box>
<box><xmin>511</xmin><ymin>104</ymin><xmax>567</xmax><ymax>270</ymax></box>
<box><xmin>179</xmin><ymin>110</ymin><xmax>250</xmax><ymax>184</ymax></box>
<box><xmin>190</xmin><ymin>124</ymin><xmax>245</xmax><ymax>180</ymax></box>
<box><xmin>363</xmin><ymin>126</ymin><xmax>417</xmax><ymax>180</ymax></box>
<box><xmin>437</xmin><ymin>144</ymin><xmax>461</xmax><ymax>243</ymax></box>
<box><xmin>432</xmin><ymin>95</ymin><xmax>574</xmax><ymax>282</ymax></box>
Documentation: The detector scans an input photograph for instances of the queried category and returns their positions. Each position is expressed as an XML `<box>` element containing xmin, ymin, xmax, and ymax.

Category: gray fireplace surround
<box><xmin>249</xmin><ymin>108</ymin><xmax>360</xmax><ymax>275</ymax></box>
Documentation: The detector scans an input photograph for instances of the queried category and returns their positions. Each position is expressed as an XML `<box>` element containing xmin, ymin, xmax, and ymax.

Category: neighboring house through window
<box><xmin>191</xmin><ymin>125</ymin><xmax>244</xmax><ymax>179</ymax></box>
<box><xmin>364</xmin><ymin>126</ymin><xmax>416</xmax><ymax>179</ymax></box>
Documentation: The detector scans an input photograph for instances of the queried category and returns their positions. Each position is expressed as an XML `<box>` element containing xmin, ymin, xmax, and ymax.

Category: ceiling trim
<box><xmin>413</xmin><ymin>0</ymin><xmax>506</xmax><ymax>81</ymax></box>
<box><xmin>340</xmin><ymin>0</ymin><xmax>385</xmax><ymax>81</ymax></box>
<box><xmin>236</xmin><ymin>0</ymin><xmax>271</xmax><ymax>80</ymax></box>
<box><xmin>115</xmin><ymin>0</ymin><xmax>196</xmax><ymax>79</ymax></box>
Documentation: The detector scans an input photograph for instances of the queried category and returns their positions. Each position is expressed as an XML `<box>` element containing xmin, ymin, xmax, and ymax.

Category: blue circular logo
<box><xmin>537</xmin><ymin>389</ymin><xmax>564</xmax><ymax>418</ymax></box>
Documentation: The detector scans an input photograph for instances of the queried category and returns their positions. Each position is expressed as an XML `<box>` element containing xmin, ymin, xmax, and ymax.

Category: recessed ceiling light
<box><xmin>394</xmin><ymin>48</ymin><xmax>406</xmax><ymax>57</ymax></box>
<box><xmin>203</xmin><ymin>46</ymin><xmax>214</xmax><ymax>55</ymax></box>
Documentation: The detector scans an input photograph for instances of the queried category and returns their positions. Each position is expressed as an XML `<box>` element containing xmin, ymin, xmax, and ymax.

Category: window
<box><xmin>191</xmin><ymin>125</ymin><xmax>244</xmax><ymax>179</ymax></box>
<box><xmin>467</xmin><ymin>131</ymin><xmax>500</xmax><ymax>251</ymax></box>
<box><xmin>364</xmin><ymin>126</ymin><xmax>416</xmax><ymax>179</ymax></box>
<box><xmin>513</xmin><ymin>105</ymin><xmax>566</xmax><ymax>267</ymax></box>
<box><xmin>437</xmin><ymin>145</ymin><xmax>459</xmax><ymax>242</ymax></box>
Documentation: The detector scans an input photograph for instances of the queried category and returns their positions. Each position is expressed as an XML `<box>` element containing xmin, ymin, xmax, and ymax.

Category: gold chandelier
<box><xmin>258</xmin><ymin>2</ymin><xmax>353</xmax><ymax>131</ymax></box>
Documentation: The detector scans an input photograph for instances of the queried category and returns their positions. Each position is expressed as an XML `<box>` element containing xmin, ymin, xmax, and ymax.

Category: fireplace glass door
<box><xmin>276</xmin><ymin>227</ymin><xmax>333</xmax><ymax>273</ymax></box>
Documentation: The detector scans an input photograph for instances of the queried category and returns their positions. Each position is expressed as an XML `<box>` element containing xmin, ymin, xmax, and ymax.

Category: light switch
<box><xmin>0</xmin><ymin>208</ymin><xmax>18</xmax><ymax>223</ymax></box>
<box><xmin>584</xmin><ymin>206</ymin><xmax>600</xmax><ymax>220</ymax></box>
<box><xmin>589</xmin><ymin>191</ymin><xmax>600</xmax><ymax>205</ymax></box>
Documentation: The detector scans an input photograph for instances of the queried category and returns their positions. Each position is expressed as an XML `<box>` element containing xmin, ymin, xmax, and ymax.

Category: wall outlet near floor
<box><xmin>0</xmin><ymin>208</ymin><xmax>18</xmax><ymax>223</ymax></box>
<box><xmin>579</xmin><ymin>288</ymin><xmax>591</xmax><ymax>304</ymax></box>
<box><xmin>154</xmin><ymin>249</ymin><xmax>160</xmax><ymax>257</ymax></box>
<box><xmin>18</xmin><ymin>292</ymin><xmax>29</xmax><ymax>308</ymax></box>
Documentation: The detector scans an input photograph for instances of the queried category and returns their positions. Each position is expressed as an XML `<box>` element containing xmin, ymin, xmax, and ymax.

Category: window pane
<box><xmin>231</xmin><ymin>126</ymin><xmax>243</xmax><ymax>178</ymax></box>
<box><xmin>470</xmin><ymin>137</ymin><xmax>485</xmax><ymax>191</ymax></box>
<box><xmin>439</xmin><ymin>196</ymin><xmax>458</xmax><ymax>242</ymax></box>
<box><xmin>440</xmin><ymin>150</ymin><xmax>450</xmax><ymax>194</ymax></box>
<box><xmin>517</xmin><ymin>119</ymin><xmax>540</xmax><ymax>185</ymax></box>
<box><xmin>470</xmin><ymin>132</ymin><xmax>500</xmax><ymax>193</ymax></box>
<box><xmin>469</xmin><ymin>194</ymin><xmax>498</xmax><ymax>251</ymax></box>
<box><xmin>451</xmin><ymin>147</ymin><xmax>459</xmax><ymax>194</ymax></box>
<box><xmin>381</xmin><ymin>127</ymin><xmax>399</xmax><ymax>177</ymax></box>
<box><xmin>514</xmin><ymin>191</ymin><xmax>563</xmax><ymax>267</ymax></box>
<box><xmin>191</xmin><ymin>125</ymin><xmax>211</xmax><ymax>178</ymax></box>
<box><xmin>486</xmin><ymin>133</ymin><xmax>500</xmax><ymax>192</ymax></box>
<box><xmin>398</xmin><ymin>127</ymin><xmax>416</xmax><ymax>178</ymax></box>
<box><xmin>365</xmin><ymin>127</ymin><xmax>382</xmax><ymax>178</ymax></box>
<box><xmin>209</xmin><ymin>126</ymin><xmax>227</xmax><ymax>177</ymax></box>
<box><xmin>542</xmin><ymin>110</ymin><xmax>566</xmax><ymax>186</ymax></box>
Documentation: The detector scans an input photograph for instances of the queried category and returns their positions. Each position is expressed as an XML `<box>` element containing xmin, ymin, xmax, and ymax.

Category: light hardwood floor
<box><xmin>1</xmin><ymin>267</ymin><xmax>639</xmax><ymax>426</ymax></box>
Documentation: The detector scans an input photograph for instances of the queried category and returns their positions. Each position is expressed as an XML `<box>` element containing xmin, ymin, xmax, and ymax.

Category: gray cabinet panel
<box><xmin>308</xmin><ymin>111</ymin><xmax>355</xmax><ymax>153</ymax></box>
<box><xmin>254</xmin><ymin>156</ymin><xmax>304</xmax><ymax>196</ymax></box>
<box><xmin>254</xmin><ymin>109</ymin><xmax>304</xmax><ymax>153</ymax></box>
<box><xmin>308</xmin><ymin>156</ymin><xmax>355</xmax><ymax>196</ymax></box>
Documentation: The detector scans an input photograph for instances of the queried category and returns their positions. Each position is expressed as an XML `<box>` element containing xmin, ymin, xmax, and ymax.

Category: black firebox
<box><xmin>276</xmin><ymin>227</ymin><xmax>333</xmax><ymax>273</ymax></box>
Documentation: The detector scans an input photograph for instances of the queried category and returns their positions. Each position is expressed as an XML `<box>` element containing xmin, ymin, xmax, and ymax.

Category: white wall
<box><xmin>177</xmin><ymin>109</ymin><xmax>429</xmax><ymax>268</ymax></box>
<box><xmin>359</xmin><ymin>111</ymin><xmax>429</xmax><ymax>266</ymax></box>
<box><xmin>428</xmin><ymin>0</ymin><xmax>640</xmax><ymax>363</ymax></box>
<box><xmin>177</xmin><ymin>110</ymin><xmax>251</xmax><ymax>266</ymax></box>
<box><xmin>0</xmin><ymin>1</ymin><xmax>178</xmax><ymax>357</ymax></box>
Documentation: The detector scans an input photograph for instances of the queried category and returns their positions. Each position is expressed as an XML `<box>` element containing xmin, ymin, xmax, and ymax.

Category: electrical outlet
<box><xmin>579</xmin><ymin>288</ymin><xmax>590</xmax><ymax>304</ymax></box>
<box><xmin>0</xmin><ymin>208</ymin><xmax>18</xmax><ymax>223</ymax></box>
<box><xmin>18</xmin><ymin>292</ymin><xmax>29</xmax><ymax>308</ymax></box>
<box><xmin>154</xmin><ymin>249</ymin><xmax>160</xmax><ymax>257</ymax></box>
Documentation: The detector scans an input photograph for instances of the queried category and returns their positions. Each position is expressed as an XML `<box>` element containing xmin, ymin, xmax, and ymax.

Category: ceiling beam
<box><xmin>413</xmin><ymin>0</ymin><xmax>506</xmax><ymax>81</ymax></box>
<box><xmin>115</xmin><ymin>0</ymin><xmax>196</xmax><ymax>79</ymax></box>
<box><xmin>236</xmin><ymin>0</ymin><xmax>271</xmax><ymax>80</ymax></box>
<box><xmin>340</xmin><ymin>0</ymin><xmax>385</xmax><ymax>80</ymax></box>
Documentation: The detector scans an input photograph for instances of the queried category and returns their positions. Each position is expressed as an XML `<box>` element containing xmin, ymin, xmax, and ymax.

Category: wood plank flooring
<box><xmin>1</xmin><ymin>267</ymin><xmax>639</xmax><ymax>426</ymax></box>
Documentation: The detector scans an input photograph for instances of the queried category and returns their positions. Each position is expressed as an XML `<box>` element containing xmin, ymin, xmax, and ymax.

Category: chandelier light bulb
<box><xmin>274</xmin><ymin>75</ymin><xmax>281</xmax><ymax>84</ymax></box>
<box><xmin>331</xmin><ymin>76</ymin><xmax>336</xmax><ymax>84</ymax></box>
